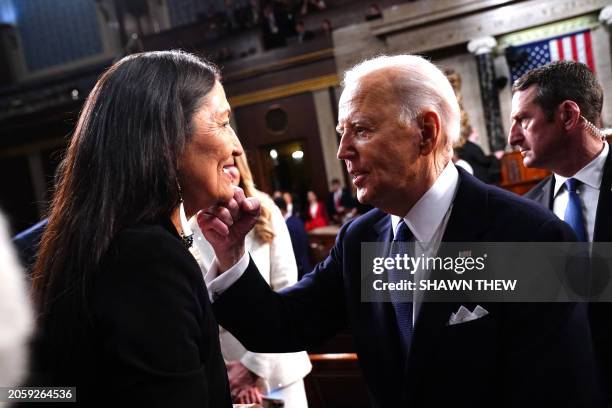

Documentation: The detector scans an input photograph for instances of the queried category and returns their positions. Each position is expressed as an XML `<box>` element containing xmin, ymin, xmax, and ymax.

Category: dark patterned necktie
<box><xmin>389</xmin><ymin>221</ymin><xmax>414</xmax><ymax>354</ymax></box>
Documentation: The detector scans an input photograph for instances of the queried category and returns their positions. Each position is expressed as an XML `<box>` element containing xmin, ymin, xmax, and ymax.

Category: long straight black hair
<box><xmin>32</xmin><ymin>51</ymin><xmax>219</xmax><ymax>346</ymax></box>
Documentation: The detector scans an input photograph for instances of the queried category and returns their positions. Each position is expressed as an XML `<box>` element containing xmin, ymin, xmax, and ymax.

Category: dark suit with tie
<box><xmin>214</xmin><ymin>170</ymin><xmax>602</xmax><ymax>407</ymax></box>
<box><xmin>526</xmin><ymin>143</ymin><xmax>612</xmax><ymax>402</ymax></box>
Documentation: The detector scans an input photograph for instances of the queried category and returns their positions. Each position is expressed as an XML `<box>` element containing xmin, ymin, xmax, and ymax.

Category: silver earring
<box><xmin>177</xmin><ymin>183</ymin><xmax>193</xmax><ymax>249</ymax></box>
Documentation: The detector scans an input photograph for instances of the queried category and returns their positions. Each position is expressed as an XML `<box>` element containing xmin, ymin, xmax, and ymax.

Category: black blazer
<box><xmin>526</xmin><ymin>143</ymin><xmax>612</xmax><ymax>401</ymax></box>
<box><xmin>29</xmin><ymin>219</ymin><xmax>231</xmax><ymax>407</ymax></box>
<box><xmin>214</xmin><ymin>169</ymin><xmax>603</xmax><ymax>407</ymax></box>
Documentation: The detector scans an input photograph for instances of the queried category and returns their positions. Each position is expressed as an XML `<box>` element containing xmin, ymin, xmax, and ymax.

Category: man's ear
<box><xmin>558</xmin><ymin>100</ymin><xmax>581</xmax><ymax>131</ymax></box>
<box><xmin>419</xmin><ymin>110</ymin><xmax>441</xmax><ymax>155</ymax></box>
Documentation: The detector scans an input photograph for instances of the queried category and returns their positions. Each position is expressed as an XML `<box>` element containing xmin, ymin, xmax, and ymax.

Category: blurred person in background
<box><xmin>304</xmin><ymin>190</ymin><xmax>328</xmax><ymax>231</ymax></box>
<box><xmin>295</xmin><ymin>20</ymin><xmax>314</xmax><ymax>43</ymax></box>
<box><xmin>274</xmin><ymin>196</ymin><xmax>311</xmax><ymax>280</ymax></box>
<box><xmin>326</xmin><ymin>178</ymin><xmax>356</xmax><ymax>224</ymax></box>
<box><xmin>320</xmin><ymin>18</ymin><xmax>332</xmax><ymax>37</ymax></box>
<box><xmin>282</xmin><ymin>191</ymin><xmax>299</xmax><ymax>217</ymax></box>
<box><xmin>365</xmin><ymin>3</ymin><xmax>382</xmax><ymax>21</ymax></box>
<box><xmin>0</xmin><ymin>212</ymin><xmax>32</xmax><ymax>394</ymax></box>
<box><xmin>191</xmin><ymin>151</ymin><xmax>311</xmax><ymax>406</ymax></box>
<box><xmin>300</xmin><ymin>0</ymin><xmax>326</xmax><ymax>15</ymax></box>
<box><xmin>28</xmin><ymin>50</ymin><xmax>250</xmax><ymax>406</ymax></box>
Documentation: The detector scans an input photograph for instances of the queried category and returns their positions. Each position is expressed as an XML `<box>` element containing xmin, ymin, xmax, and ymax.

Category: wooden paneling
<box><xmin>228</xmin><ymin>74</ymin><xmax>338</xmax><ymax>108</ymax></box>
<box><xmin>499</xmin><ymin>150</ymin><xmax>550</xmax><ymax>195</ymax></box>
<box><xmin>305</xmin><ymin>353</ymin><xmax>370</xmax><ymax>408</ymax></box>
<box><xmin>233</xmin><ymin>91</ymin><xmax>328</xmax><ymax>201</ymax></box>
<box><xmin>224</xmin><ymin>56</ymin><xmax>337</xmax><ymax>97</ymax></box>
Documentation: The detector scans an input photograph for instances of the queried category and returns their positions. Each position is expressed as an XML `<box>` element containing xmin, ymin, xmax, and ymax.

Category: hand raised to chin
<box><xmin>197</xmin><ymin>186</ymin><xmax>260</xmax><ymax>272</ymax></box>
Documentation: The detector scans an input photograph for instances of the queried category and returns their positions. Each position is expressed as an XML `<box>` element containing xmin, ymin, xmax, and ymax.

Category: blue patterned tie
<box><xmin>389</xmin><ymin>221</ymin><xmax>414</xmax><ymax>355</ymax></box>
<box><xmin>564</xmin><ymin>178</ymin><xmax>587</xmax><ymax>242</ymax></box>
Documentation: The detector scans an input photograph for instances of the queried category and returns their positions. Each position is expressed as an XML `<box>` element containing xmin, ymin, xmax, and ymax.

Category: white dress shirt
<box><xmin>391</xmin><ymin>161</ymin><xmax>459</xmax><ymax>321</ymax></box>
<box><xmin>552</xmin><ymin>142</ymin><xmax>608</xmax><ymax>242</ymax></box>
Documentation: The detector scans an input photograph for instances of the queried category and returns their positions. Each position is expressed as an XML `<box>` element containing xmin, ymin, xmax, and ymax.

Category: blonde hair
<box><xmin>235</xmin><ymin>152</ymin><xmax>275</xmax><ymax>244</ymax></box>
<box><xmin>444</xmin><ymin>68</ymin><xmax>472</xmax><ymax>148</ymax></box>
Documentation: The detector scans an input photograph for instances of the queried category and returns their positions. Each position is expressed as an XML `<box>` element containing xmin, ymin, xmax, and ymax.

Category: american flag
<box><xmin>507</xmin><ymin>30</ymin><xmax>595</xmax><ymax>83</ymax></box>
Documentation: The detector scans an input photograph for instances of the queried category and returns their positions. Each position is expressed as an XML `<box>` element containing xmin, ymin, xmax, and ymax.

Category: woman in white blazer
<box><xmin>0</xmin><ymin>212</ymin><xmax>32</xmax><ymax>393</ymax></box>
<box><xmin>190</xmin><ymin>152</ymin><xmax>311</xmax><ymax>407</ymax></box>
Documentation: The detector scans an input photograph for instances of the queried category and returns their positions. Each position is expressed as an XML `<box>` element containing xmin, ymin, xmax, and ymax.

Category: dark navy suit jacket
<box><xmin>214</xmin><ymin>169</ymin><xmax>602</xmax><ymax>407</ymax></box>
<box><xmin>526</xmin><ymin>143</ymin><xmax>612</xmax><ymax>402</ymax></box>
<box><xmin>285</xmin><ymin>214</ymin><xmax>311</xmax><ymax>280</ymax></box>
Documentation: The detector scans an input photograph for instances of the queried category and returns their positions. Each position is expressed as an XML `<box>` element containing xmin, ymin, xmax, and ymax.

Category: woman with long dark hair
<box><xmin>190</xmin><ymin>151</ymin><xmax>311</xmax><ymax>406</ymax></box>
<box><xmin>30</xmin><ymin>50</ymin><xmax>249</xmax><ymax>406</ymax></box>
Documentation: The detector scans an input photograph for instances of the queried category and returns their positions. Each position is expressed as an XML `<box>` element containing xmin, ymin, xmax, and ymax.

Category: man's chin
<box><xmin>356</xmin><ymin>189</ymin><xmax>371</xmax><ymax>205</ymax></box>
<box><xmin>522</xmin><ymin>155</ymin><xmax>538</xmax><ymax>169</ymax></box>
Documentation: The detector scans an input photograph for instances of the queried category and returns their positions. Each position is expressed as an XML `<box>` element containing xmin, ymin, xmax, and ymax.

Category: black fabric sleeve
<box><xmin>92</xmin><ymin>225</ymin><xmax>230</xmax><ymax>407</ymax></box>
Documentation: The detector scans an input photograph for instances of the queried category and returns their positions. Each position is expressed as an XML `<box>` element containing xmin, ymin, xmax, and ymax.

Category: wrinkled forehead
<box><xmin>339</xmin><ymin>72</ymin><xmax>397</xmax><ymax>115</ymax></box>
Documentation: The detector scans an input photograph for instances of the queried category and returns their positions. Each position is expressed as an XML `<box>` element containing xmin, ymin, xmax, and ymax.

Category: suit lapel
<box><xmin>594</xmin><ymin>143</ymin><xmax>612</xmax><ymax>242</ymax></box>
<box><xmin>404</xmin><ymin>169</ymin><xmax>491</xmax><ymax>401</ymax></box>
<box><xmin>440</xmin><ymin>169</ymin><xmax>489</xmax><ymax>243</ymax></box>
<box><xmin>532</xmin><ymin>176</ymin><xmax>554</xmax><ymax>210</ymax></box>
<box><xmin>357</xmin><ymin>212</ymin><xmax>408</xmax><ymax>403</ymax></box>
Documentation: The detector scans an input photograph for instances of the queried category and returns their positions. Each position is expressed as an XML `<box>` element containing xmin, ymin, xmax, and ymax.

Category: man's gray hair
<box><xmin>342</xmin><ymin>54</ymin><xmax>461</xmax><ymax>146</ymax></box>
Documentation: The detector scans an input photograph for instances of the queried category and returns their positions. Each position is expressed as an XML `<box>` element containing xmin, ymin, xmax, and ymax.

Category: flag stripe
<box><xmin>584</xmin><ymin>31</ymin><xmax>595</xmax><ymax>73</ymax></box>
<box><xmin>508</xmin><ymin>29</ymin><xmax>596</xmax><ymax>83</ymax></box>
<box><xmin>576</xmin><ymin>33</ymin><xmax>587</xmax><ymax>65</ymax></box>
<box><xmin>570</xmin><ymin>34</ymin><xmax>578</xmax><ymax>61</ymax></box>
<box><xmin>562</xmin><ymin>37</ymin><xmax>572</xmax><ymax>60</ymax></box>
<box><xmin>549</xmin><ymin>39</ymin><xmax>559</xmax><ymax>61</ymax></box>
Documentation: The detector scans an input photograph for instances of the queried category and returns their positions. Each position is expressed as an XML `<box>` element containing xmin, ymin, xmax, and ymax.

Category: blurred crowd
<box><xmin>201</xmin><ymin>0</ymin><xmax>385</xmax><ymax>62</ymax></box>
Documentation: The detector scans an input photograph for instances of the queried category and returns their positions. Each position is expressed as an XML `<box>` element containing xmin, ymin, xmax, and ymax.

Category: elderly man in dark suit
<box><xmin>200</xmin><ymin>55</ymin><xmax>602</xmax><ymax>407</ymax></box>
<box><xmin>510</xmin><ymin>60</ymin><xmax>611</xmax><ymax>403</ymax></box>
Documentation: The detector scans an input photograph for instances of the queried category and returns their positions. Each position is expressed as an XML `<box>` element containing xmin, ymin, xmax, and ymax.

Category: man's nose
<box><xmin>337</xmin><ymin>135</ymin><xmax>353</xmax><ymax>160</ymax></box>
<box><xmin>508</xmin><ymin>122</ymin><xmax>522</xmax><ymax>147</ymax></box>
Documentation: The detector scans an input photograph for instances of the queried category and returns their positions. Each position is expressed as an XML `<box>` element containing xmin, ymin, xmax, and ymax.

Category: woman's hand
<box><xmin>197</xmin><ymin>186</ymin><xmax>260</xmax><ymax>272</ymax></box>
<box><xmin>227</xmin><ymin>361</ymin><xmax>264</xmax><ymax>404</ymax></box>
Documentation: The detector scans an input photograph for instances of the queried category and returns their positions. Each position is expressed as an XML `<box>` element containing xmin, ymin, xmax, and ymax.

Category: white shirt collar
<box><xmin>391</xmin><ymin>162</ymin><xmax>459</xmax><ymax>242</ymax></box>
<box><xmin>553</xmin><ymin>142</ymin><xmax>608</xmax><ymax>196</ymax></box>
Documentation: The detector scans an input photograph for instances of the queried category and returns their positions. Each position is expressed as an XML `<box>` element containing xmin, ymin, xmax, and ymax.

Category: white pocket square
<box><xmin>447</xmin><ymin>305</ymin><xmax>489</xmax><ymax>326</ymax></box>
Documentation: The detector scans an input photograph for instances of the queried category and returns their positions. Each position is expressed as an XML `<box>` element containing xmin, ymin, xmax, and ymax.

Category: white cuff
<box><xmin>204</xmin><ymin>252</ymin><xmax>250</xmax><ymax>303</ymax></box>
